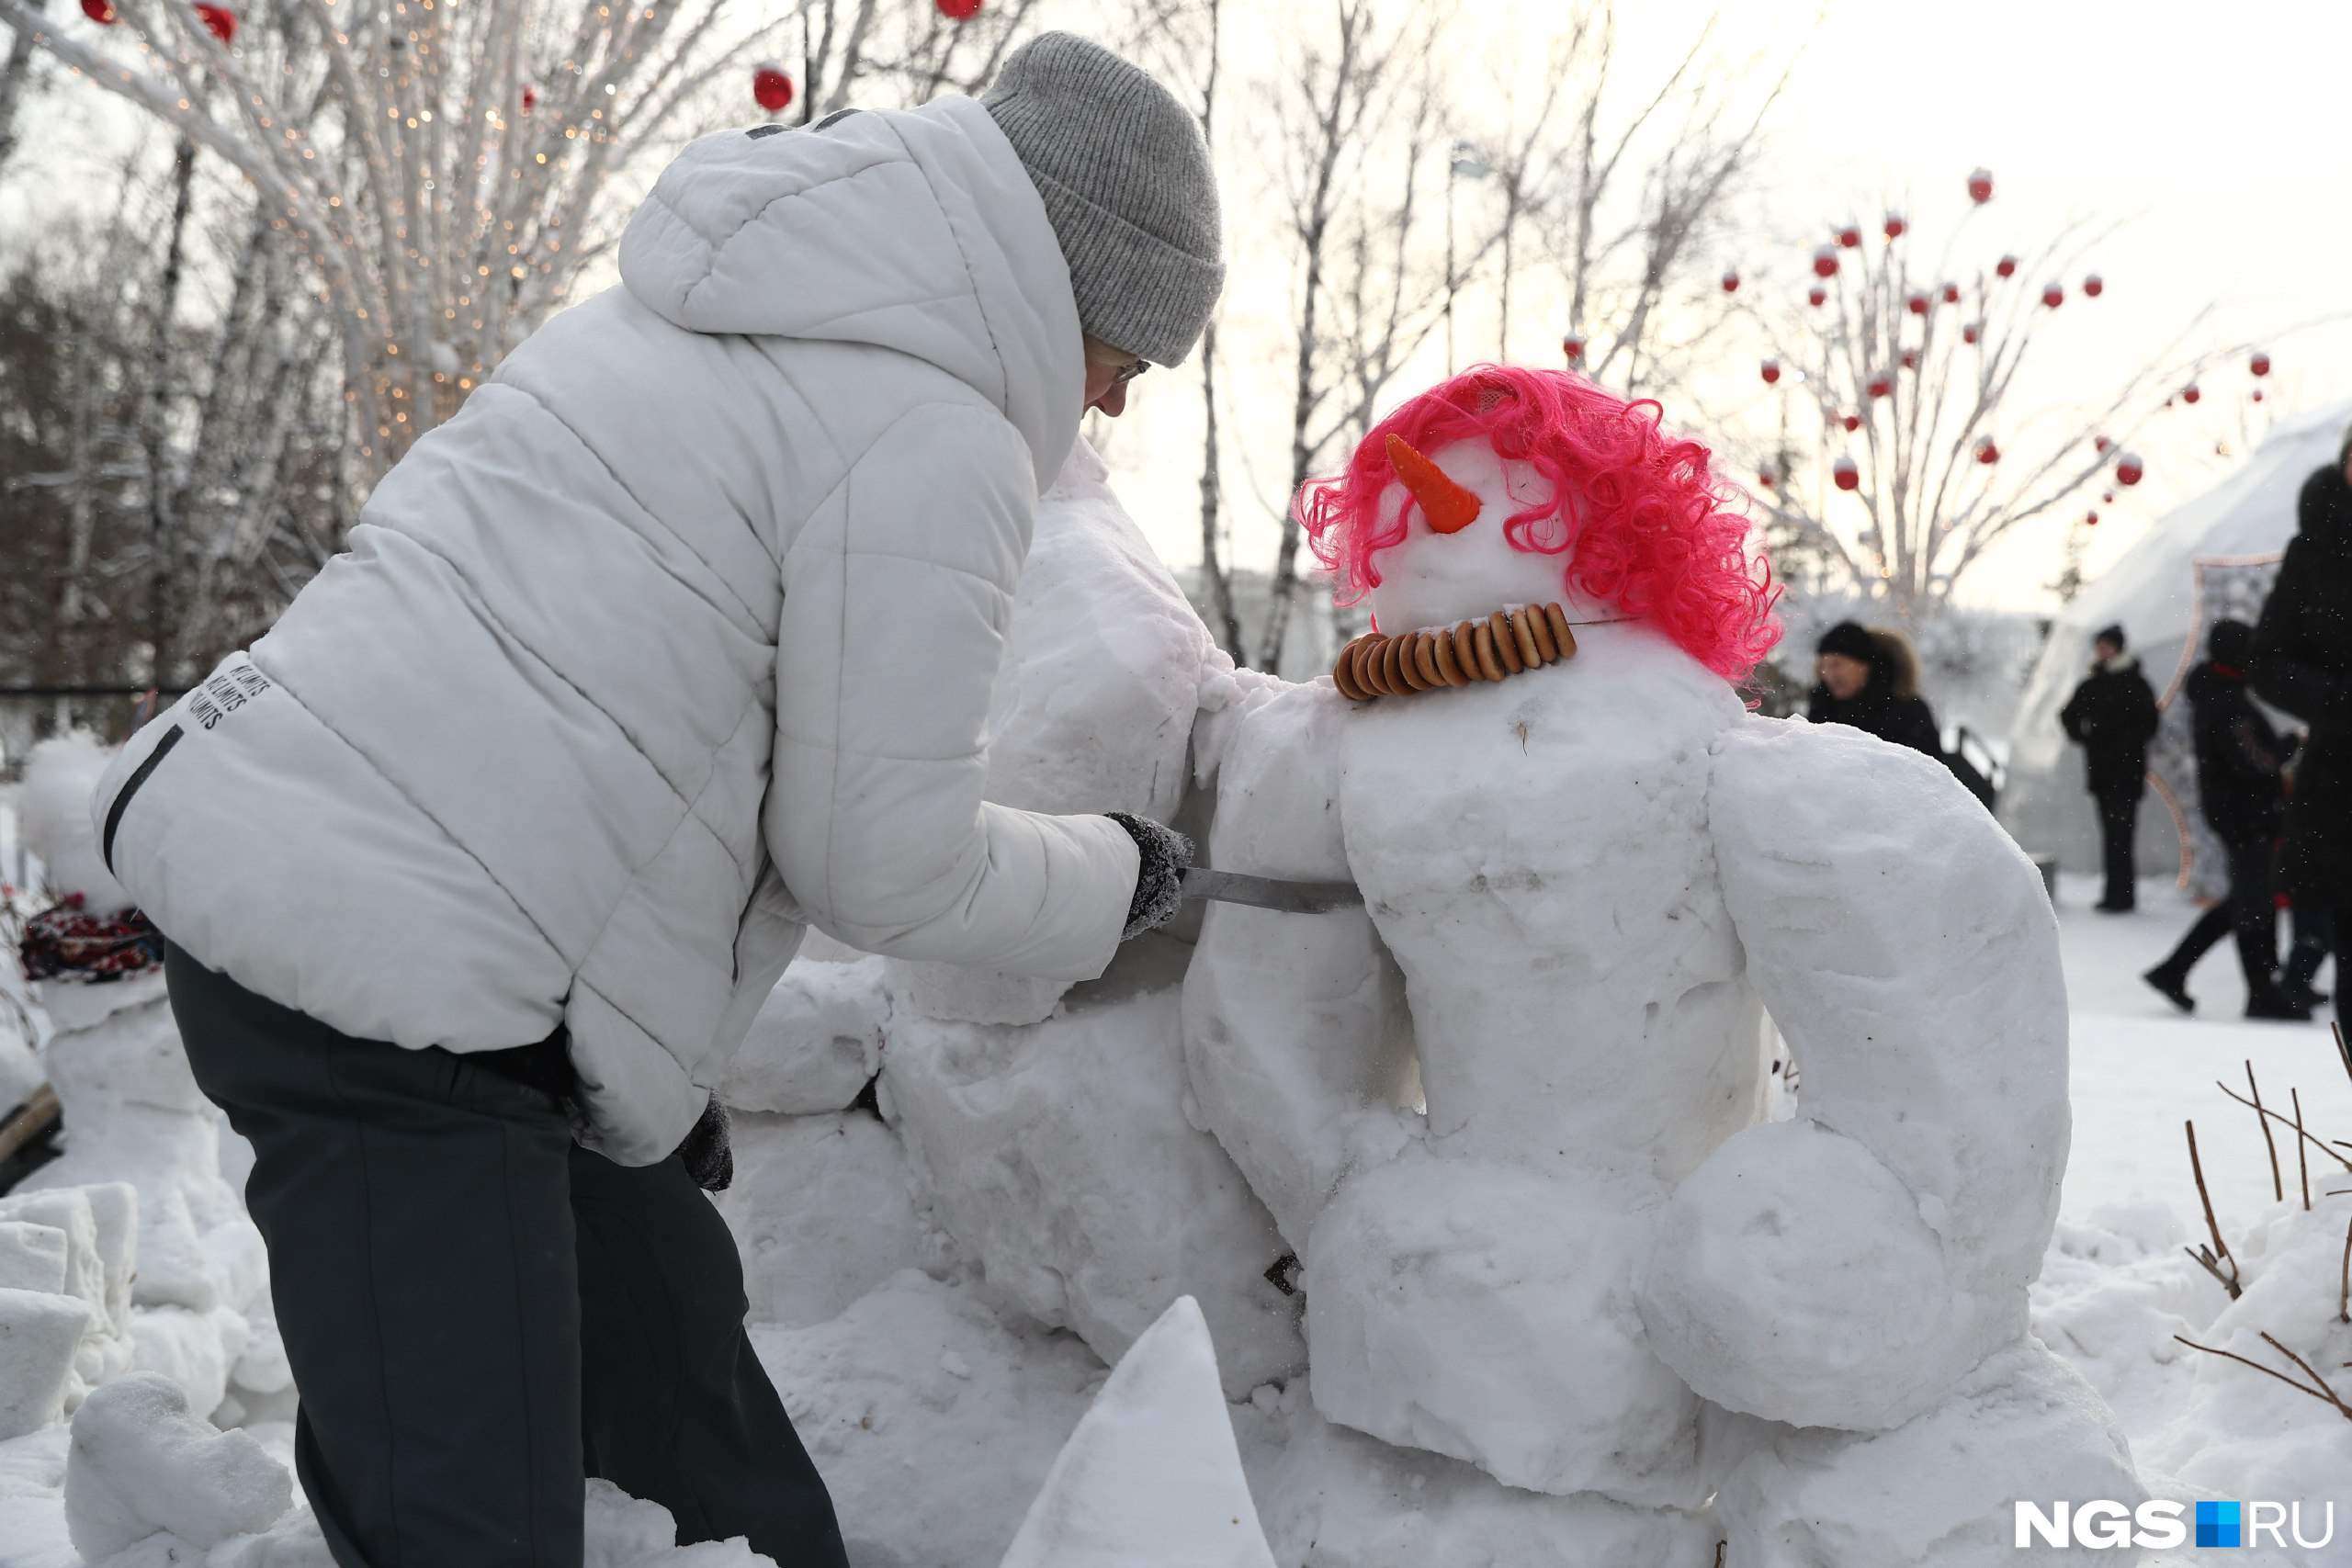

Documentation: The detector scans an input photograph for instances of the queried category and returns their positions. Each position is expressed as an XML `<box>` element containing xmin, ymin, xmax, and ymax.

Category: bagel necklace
<box><xmin>1331</xmin><ymin>604</ymin><xmax>1636</xmax><ymax>702</ymax></box>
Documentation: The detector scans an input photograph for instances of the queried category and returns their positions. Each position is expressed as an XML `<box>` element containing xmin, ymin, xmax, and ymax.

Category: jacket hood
<box><xmin>2095</xmin><ymin>651</ymin><xmax>2140</xmax><ymax>676</ymax></box>
<box><xmin>2300</xmin><ymin>464</ymin><xmax>2351</xmax><ymax>549</ymax></box>
<box><xmin>618</xmin><ymin>97</ymin><xmax>1082</xmax><ymax>490</ymax></box>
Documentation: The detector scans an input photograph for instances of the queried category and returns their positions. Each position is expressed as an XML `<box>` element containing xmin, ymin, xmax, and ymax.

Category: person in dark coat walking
<box><xmin>2250</xmin><ymin>426</ymin><xmax>2352</xmax><ymax>1021</ymax></box>
<box><xmin>2141</xmin><ymin>621</ymin><xmax>2308</xmax><ymax>1020</ymax></box>
<box><xmin>2059</xmin><ymin>624</ymin><xmax>2160</xmax><ymax>911</ymax></box>
<box><xmin>1806</xmin><ymin>621</ymin><xmax>1944</xmax><ymax>757</ymax></box>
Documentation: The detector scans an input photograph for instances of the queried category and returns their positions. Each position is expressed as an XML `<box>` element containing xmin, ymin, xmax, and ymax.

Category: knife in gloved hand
<box><xmin>1180</xmin><ymin>865</ymin><xmax>1363</xmax><ymax>915</ymax></box>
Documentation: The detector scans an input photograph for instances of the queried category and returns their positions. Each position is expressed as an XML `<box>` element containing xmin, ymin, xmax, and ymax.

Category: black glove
<box><xmin>678</xmin><ymin>1097</ymin><xmax>734</xmax><ymax>1192</ymax></box>
<box><xmin>1108</xmin><ymin>812</ymin><xmax>1193</xmax><ymax>940</ymax></box>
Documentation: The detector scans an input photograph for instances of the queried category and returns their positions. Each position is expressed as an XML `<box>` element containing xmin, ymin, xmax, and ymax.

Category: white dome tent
<box><xmin>2001</xmin><ymin>399</ymin><xmax>2352</xmax><ymax>886</ymax></box>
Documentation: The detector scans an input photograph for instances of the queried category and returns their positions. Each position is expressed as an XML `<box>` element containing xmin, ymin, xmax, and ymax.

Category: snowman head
<box><xmin>1299</xmin><ymin>366</ymin><xmax>1780</xmax><ymax>682</ymax></box>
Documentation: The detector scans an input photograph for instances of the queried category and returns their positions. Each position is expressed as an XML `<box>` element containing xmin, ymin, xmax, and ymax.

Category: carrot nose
<box><xmin>1385</xmin><ymin>434</ymin><xmax>1483</xmax><ymax>535</ymax></box>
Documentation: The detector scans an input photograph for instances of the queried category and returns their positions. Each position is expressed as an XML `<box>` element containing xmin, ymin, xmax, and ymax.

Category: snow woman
<box><xmin>1182</xmin><ymin>366</ymin><xmax>2143</xmax><ymax>1566</ymax></box>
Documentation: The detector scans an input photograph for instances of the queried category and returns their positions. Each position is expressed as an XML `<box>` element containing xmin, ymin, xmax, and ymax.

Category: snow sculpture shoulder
<box><xmin>1182</xmin><ymin>367</ymin><xmax>2136</xmax><ymax>1564</ymax></box>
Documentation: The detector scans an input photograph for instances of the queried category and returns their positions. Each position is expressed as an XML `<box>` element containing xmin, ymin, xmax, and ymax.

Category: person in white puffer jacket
<box><xmin>88</xmin><ymin>33</ymin><xmax>1216</xmax><ymax>1568</ymax></box>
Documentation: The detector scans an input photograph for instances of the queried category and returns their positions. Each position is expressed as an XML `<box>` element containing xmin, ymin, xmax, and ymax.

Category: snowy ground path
<box><xmin>2052</xmin><ymin>872</ymin><xmax>2351</xmax><ymax>1230</ymax></box>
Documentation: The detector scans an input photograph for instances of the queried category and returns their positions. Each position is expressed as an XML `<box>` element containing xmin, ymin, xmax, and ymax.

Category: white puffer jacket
<box><xmin>92</xmin><ymin>97</ymin><xmax>1139</xmax><ymax>1163</ymax></box>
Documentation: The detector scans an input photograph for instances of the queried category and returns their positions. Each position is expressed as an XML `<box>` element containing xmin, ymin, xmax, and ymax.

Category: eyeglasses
<box><xmin>1087</xmin><ymin>349</ymin><xmax>1149</xmax><ymax>387</ymax></box>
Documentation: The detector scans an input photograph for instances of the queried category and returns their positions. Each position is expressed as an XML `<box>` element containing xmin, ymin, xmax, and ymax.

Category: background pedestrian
<box><xmin>2059</xmin><ymin>624</ymin><xmax>2160</xmax><ymax>912</ymax></box>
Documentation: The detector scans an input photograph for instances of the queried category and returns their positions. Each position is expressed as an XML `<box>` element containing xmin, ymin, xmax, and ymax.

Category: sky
<box><xmin>1093</xmin><ymin>0</ymin><xmax>2352</xmax><ymax>615</ymax></box>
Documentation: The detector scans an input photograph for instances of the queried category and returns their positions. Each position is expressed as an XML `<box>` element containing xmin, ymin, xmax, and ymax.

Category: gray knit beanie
<box><xmin>983</xmin><ymin>32</ymin><xmax>1223</xmax><ymax>367</ymax></box>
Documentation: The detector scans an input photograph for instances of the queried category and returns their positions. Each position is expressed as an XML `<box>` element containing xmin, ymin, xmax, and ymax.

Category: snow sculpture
<box><xmin>63</xmin><ymin>1370</ymin><xmax>293</xmax><ymax>1560</ymax></box>
<box><xmin>875</xmin><ymin>439</ymin><xmax>1303</xmax><ymax>1397</ymax></box>
<box><xmin>1182</xmin><ymin>367</ymin><xmax>2140</xmax><ymax>1563</ymax></box>
<box><xmin>998</xmin><ymin>1295</ymin><xmax>1276</xmax><ymax>1568</ymax></box>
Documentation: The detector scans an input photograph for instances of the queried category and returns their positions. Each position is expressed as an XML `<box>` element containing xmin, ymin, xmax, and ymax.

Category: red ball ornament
<box><xmin>2094</xmin><ymin>434</ymin><xmax>2113</xmax><ymax>453</ymax></box>
<box><xmin>1968</xmin><ymin>166</ymin><xmax>1994</xmax><ymax>203</ymax></box>
<box><xmin>2085</xmin><ymin>510</ymin><xmax>2098</xmax><ymax>526</ymax></box>
<box><xmin>1941</xmin><ymin>281</ymin><xmax>1961</xmax><ymax>304</ymax></box>
<box><xmin>1962</xmin><ymin>321</ymin><xmax>1981</xmax><ymax>345</ymax></box>
<box><xmin>1836</xmin><ymin>223</ymin><xmax>1861</xmax><ymax>249</ymax></box>
<box><xmin>1721</xmin><ymin>268</ymin><xmax>1740</xmax><ymax>295</ymax></box>
<box><xmin>2041</xmin><ymin>281</ymin><xmax>2064</xmax><ymax>309</ymax></box>
<box><xmin>1975</xmin><ymin>436</ymin><xmax>2000</xmax><ymax>465</ymax></box>
<box><xmin>2181</xmin><ymin>384</ymin><xmax>2201</xmax><ymax>405</ymax></box>
<box><xmin>1841</xmin><ymin>412</ymin><xmax>1861</xmax><ymax>432</ymax></box>
<box><xmin>752</xmin><ymin>63</ymin><xmax>795</xmax><ymax>114</ymax></box>
<box><xmin>1883</xmin><ymin>210</ymin><xmax>1907</xmax><ymax>240</ymax></box>
<box><xmin>2115</xmin><ymin>453</ymin><xmax>2144</xmax><ymax>486</ymax></box>
<box><xmin>1867</xmin><ymin>370</ymin><xmax>1894</xmax><ymax>399</ymax></box>
<box><xmin>2250</xmin><ymin>350</ymin><xmax>2271</xmax><ymax>377</ymax></box>
<box><xmin>1561</xmin><ymin>333</ymin><xmax>1586</xmax><ymax>365</ymax></box>
<box><xmin>936</xmin><ymin>0</ymin><xmax>984</xmax><ymax>16</ymax></box>
<box><xmin>80</xmin><ymin>0</ymin><xmax>117</xmax><ymax>21</ymax></box>
<box><xmin>2102</xmin><ymin>489</ymin><xmax>2115</xmax><ymax>503</ymax></box>
<box><xmin>1833</xmin><ymin>456</ymin><xmax>1860</xmax><ymax>491</ymax></box>
<box><xmin>1759</xmin><ymin>356</ymin><xmax>1782</xmax><ymax>386</ymax></box>
<box><xmin>1812</xmin><ymin>244</ymin><xmax>1839</xmax><ymax>279</ymax></box>
<box><xmin>520</xmin><ymin>84</ymin><xmax>538</xmax><ymax>112</ymax></box>
<box><xmin>1808</xmin><ymin>285</ymin><xmax>1828</xmax><ymax>308</ymax></box>
<box><xmin>1906</xmin><ymin>290</ymin><xmax>1930</xmax><ymax>316</ymax></box>
<box><xmin>2252</xmin><ymin>388</ymin><xmax>2266</xmax><ymax>403</ymax></box>
<box><xmin>1996</xmin><ymin>254</ymin><xmax>2018</xmax><ymax>279</ymax></box>
<box><xmin>194</xmin><ymin>2</ymin><xmax>234</xmax><ymax>42</ymax></box>
<box><xmin>1758</xmin><ymin>468</ymin><xmax>1776</xmax><ymax>489</ymax></box>
<box><xmin>2083</xmin><ymin>273</ymin><xmax>2104</xmax><ymax>298</ymax></box>
<box><xmin>1901</xmin><ymin>347</ymin><xmax>1921</xmax><ymax>371</ymax></box>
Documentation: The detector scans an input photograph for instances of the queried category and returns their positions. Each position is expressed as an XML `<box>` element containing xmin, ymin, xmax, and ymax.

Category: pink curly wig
<box><xmin>1299</xmin><ymin>366</ymin><xmax>1781</xmax><ymax>682</ymax></box>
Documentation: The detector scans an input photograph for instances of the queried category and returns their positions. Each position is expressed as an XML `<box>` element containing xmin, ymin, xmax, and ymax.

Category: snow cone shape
<box><xmin>997</xmin><ymin>1296</ymin><xmax>1275</xmax><ymax>1568</ymax></box>
<box><xmin>63</xmin><ymin>1371</ymin><xmax>293</xmax><ymax>1558</ymax></box>
<box><xmin>1187</xmin><ymin>366</ymin><xmax>2120</xmax><ymax>1561</ymax></box>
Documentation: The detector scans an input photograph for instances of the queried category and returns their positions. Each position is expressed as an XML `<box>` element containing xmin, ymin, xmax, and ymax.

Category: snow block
<box><xmin>886</xmin><ymin>963</ymin><xmax>1302</xmax><ymax>1397</ymax></box>
<box><xmin>1715</xmin><ymin>1339</ymin><xmax>2144</xmax><ymax>1567</ymax></box>
<box><xmin>718</xmin><ymin>957</ymin><xmax>888</xmax><ymax>1115</ymax></box>
<box><xmin>711</xmin><ymin>1111</ymin><xmax>931</xmax><ymax>1329</ymax></box>
<box><xmin>0</xmin><ymin>1185</ymin><xmax>131</xmax><ymax>1393</ymax></box>
<box><xmin>64</xmin><ymin>1371</ymin><xmax>292</xmax><ymax>1559</ymax></box>
<box><xmin>0</xmin><ymin>1285</ymin><xmax>95</xmax><ymax>1439</ymax></box>
<box><xmin>1248</xmin><ymin>1400</ymin><xmax>1723</xmax><ymax>1568</ymax></box>
<box><xmin>999</xmin><ymin>1296</ymin><xmax>1274</xmax><ymax>1568</ymax></box>
<box><xmin>1305</xmin><ymin>1151</ymin><xmax>1710</xmax><ymax>1506</ymax></box>
<box><xmin>0</xmin><ymin>1220</ymin><xmax>69</xmax><ymax>1295</ymax></box>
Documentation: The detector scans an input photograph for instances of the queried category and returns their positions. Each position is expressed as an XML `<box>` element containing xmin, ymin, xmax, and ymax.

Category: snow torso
<box><xmin>1339</xmin><ymin>623</ymin><xmax>1760</xmax><ymax>1188</ymax></box>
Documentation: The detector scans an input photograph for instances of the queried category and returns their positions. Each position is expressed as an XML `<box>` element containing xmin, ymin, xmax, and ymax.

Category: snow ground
<box><xmin>2051</xmin><ymin>871</ymin><xmax>2350</xmax><ymax>1231</ymax></box>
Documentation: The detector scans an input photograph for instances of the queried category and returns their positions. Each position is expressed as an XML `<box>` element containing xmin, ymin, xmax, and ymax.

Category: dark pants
<box><xmin>2154</xmin><ymin>840</ymin><xmax>2279</xmax><ymax>998</ymax></box>
<box><xmin>165</xmin><ymin>946</ymin><xmax>847</xmax><ymax>1568</ymax></box>
<box><xmin>2094</xmin><ymin>788</ymin><xmax>2142</xmax><ymax>908</ymax></box>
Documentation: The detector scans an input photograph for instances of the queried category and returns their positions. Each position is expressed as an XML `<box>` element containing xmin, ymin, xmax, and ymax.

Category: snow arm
<box><xmin>1181</xmin><ymin>684</ymin><xmax>1416</xmax><ymax>1251</ymax></box>
<box><xmin>767</xmin><ymin>406</ymin><xmax>1136</xmax><ymax>978</ymax></box>
<box><xmin>1636</xmin><ymin>716</ymin><xmax>2070</xmax><ymax>1432</ymax></box>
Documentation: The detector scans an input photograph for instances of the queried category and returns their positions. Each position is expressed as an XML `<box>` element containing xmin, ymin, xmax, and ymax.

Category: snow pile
<box><xmin>63</xmin><ymin>1372</ymin><xmax>291</xmax><ymax>1560</ymax></box>
<box><xmin>16</xmin><ymin>734</ymin><xmax>131</xmax><ymax>915</ymax></box>
<box><xmin>998</xmin><ymin>1296</ymin><xmax>1274</xmax><ymax>1568</ymax></box>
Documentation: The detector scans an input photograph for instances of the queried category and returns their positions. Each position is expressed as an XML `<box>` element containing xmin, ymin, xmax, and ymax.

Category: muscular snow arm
<box><xmin>1181</xmin><ymin>684</ymin><xmax>1416</xmax><ymax>1251</ymax></box>
<box><xmin>1637</xmin><ymin>716</ymin><xmax>2069</xmax><ymax>1431</ymax></box>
